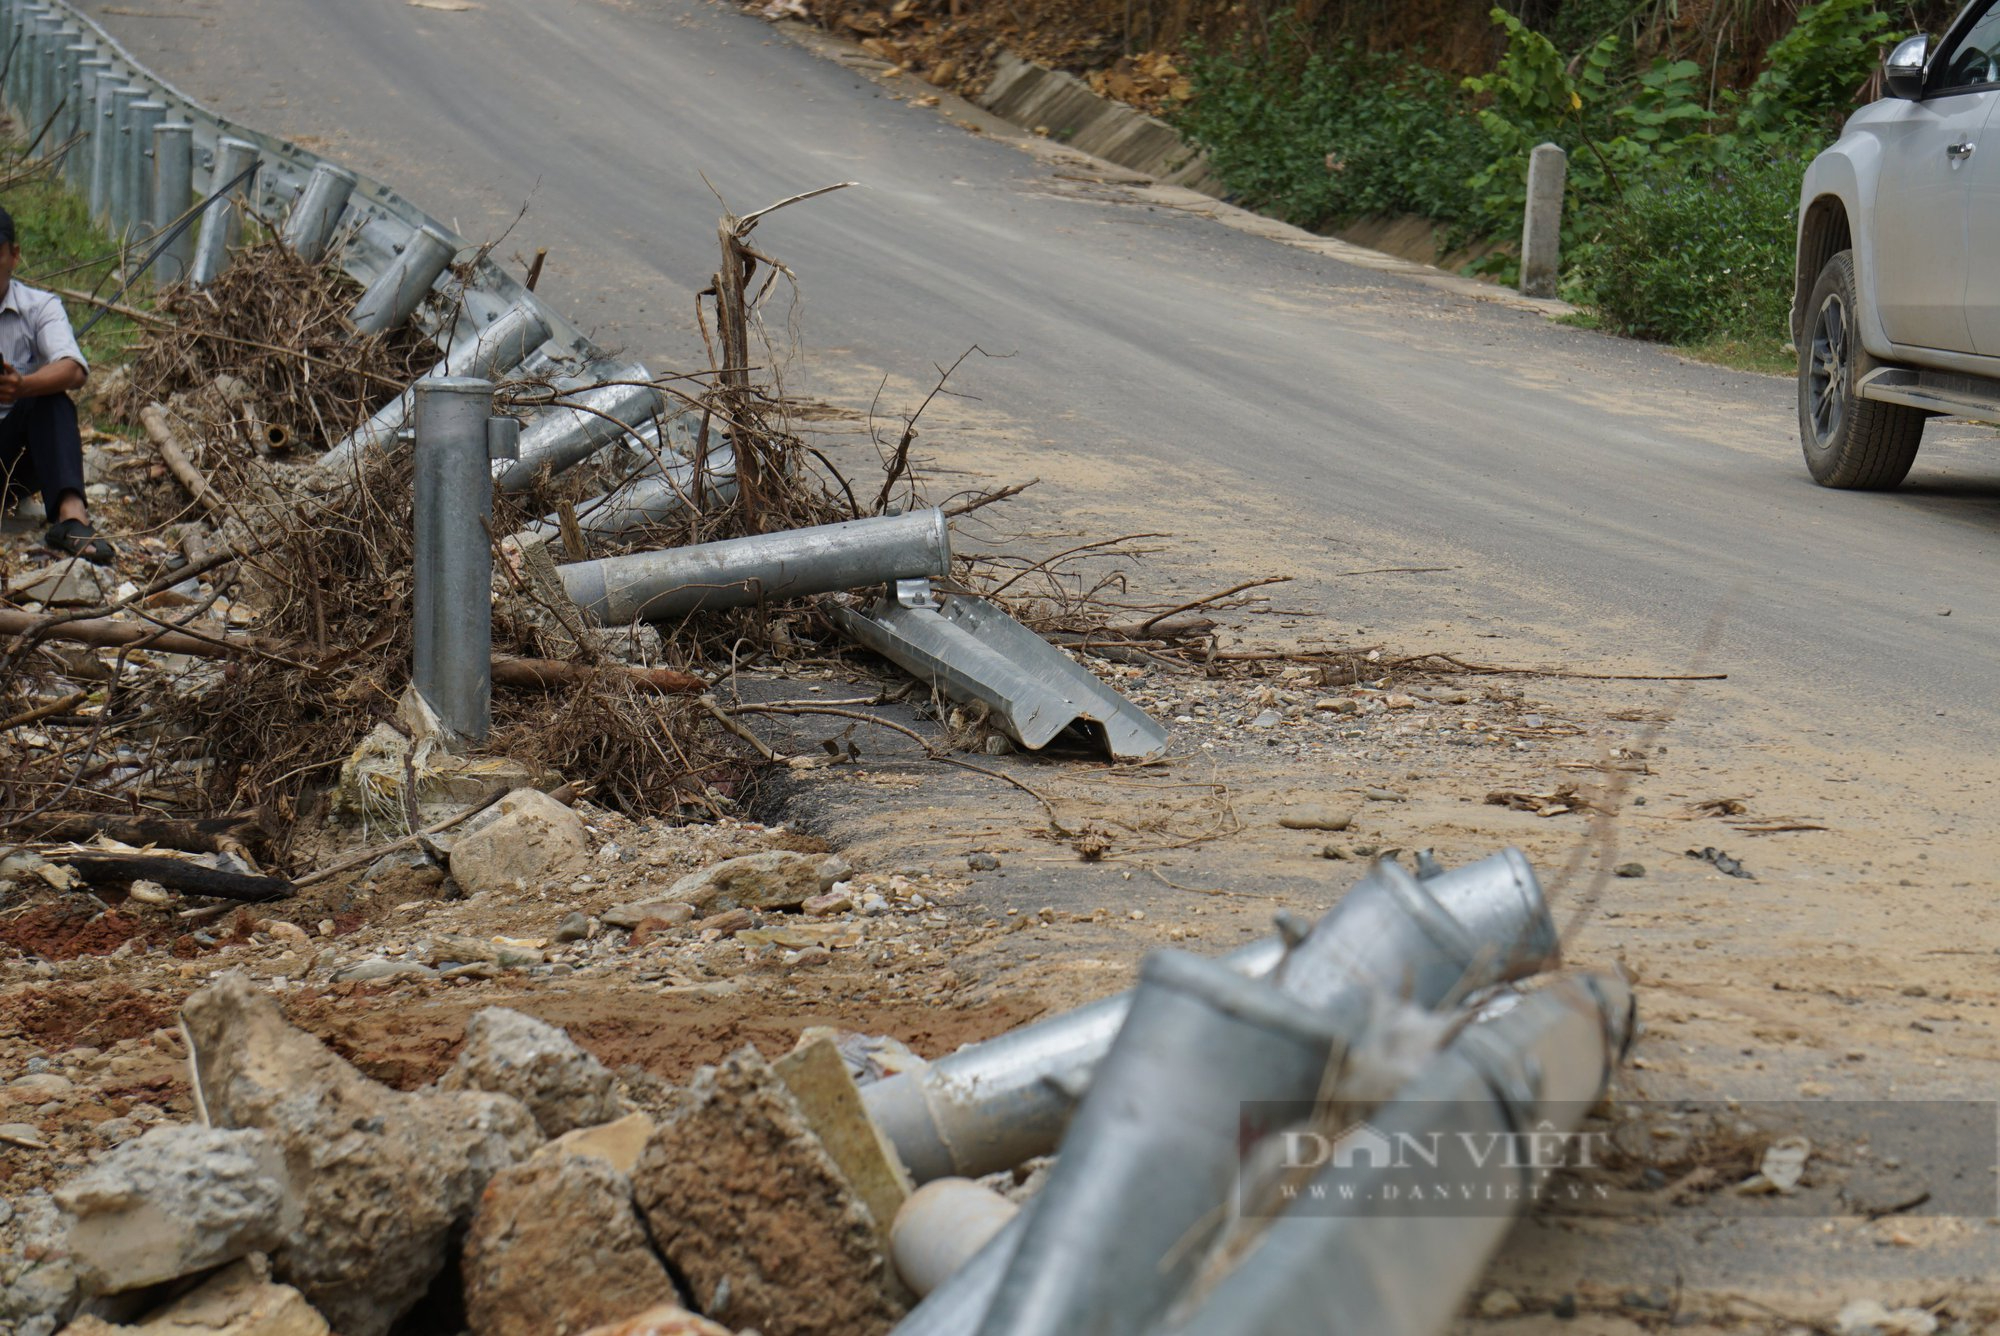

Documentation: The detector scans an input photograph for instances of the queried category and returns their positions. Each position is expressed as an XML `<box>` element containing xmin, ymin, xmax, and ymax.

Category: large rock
<box><xmin>662</xmin><ymin>851</ymin><xmax>843</xmax><ymax>914</ymax></box>
<box><xmin>57</xmin><ymin>1260</ymin><xmax>328</xmax><ymax>1336</ymax></box>
<box><xmin>56</xmin><ymin>1126</ymin><xmax>294</xmax><ymax>1294</ymax></box>
<box><xmin>8</xmin><ymin>559</ymin><xmax>104</xmax><ymax>607</ymax></box>
<box><xmin>180</xmin><ymin>974</ymin><xmax>543</xmax><ymax>1336</ymax></box>
<box><xmin>448</xmin><ymin>788</ymin><xmax>590</xmax><ymax>896</ymax></box>
<box><xmin>631</xmin><ymin>1048</ymin><xmax>901</xmax><ymax>1336</ymax></box>
<box><xmin>576</xmin><ymin>1308</ymin><xmax>733</xmax><ymax>1336</ymax></box>
<box><xmin>537</xmin><ymin>1112</ymin><xmax>655</xmax><ymax>1175</ymax></box>
<box><xmin>462</xmin><ymin>1154</ymin><xmax>679</xmax><ymax>1336</ymax></box>
<box><xmin>437</xmin><ymin>1007</ymin><xmax>628</xmax><ymax>1137</ymax></box>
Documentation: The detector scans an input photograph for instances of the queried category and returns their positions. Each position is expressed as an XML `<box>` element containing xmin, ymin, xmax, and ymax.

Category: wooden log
<box><xmin>61</xmin><ymin>853</ymin><xmax>292</xmax><ymax>902</ymax></box>
<box><xmin>0</xmin><ymin>611</ymin><xmax>705</xmax><ymax>695</ymax></box>
<box><xmin>139</xmin><ymin>403</ymin><xmax>225</xmax><ymax>519</ymax></box>
<box><xmin>24</xmin><ymin>812</ymin><xmax>264</xmax><ymax>858</ymax></box>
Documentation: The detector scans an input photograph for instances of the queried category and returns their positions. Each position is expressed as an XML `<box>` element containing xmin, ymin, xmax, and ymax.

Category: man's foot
<box><xmin>45</xmin><ymin>517</ymin><xmax>115</xmax><ymax>565</ymax></box>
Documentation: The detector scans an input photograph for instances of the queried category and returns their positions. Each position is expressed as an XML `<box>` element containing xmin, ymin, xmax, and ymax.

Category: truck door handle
<box><xmin>1949</xmin><ymin>140</ymin><xmax>1977</xmax><ymax>158</ymax></box>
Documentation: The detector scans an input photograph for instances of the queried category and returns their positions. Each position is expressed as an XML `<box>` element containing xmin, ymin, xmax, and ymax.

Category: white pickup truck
<box><xmin>1794</xmin><ymin>0</ymin><xmax>2000</xmax><ymax>487</ymax></box>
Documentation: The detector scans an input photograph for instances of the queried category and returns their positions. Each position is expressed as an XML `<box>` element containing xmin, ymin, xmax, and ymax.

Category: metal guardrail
<box><xmin>6</xmin><ymin>0</ymin><xmax>646</xmax><ymax>431</ymax></box>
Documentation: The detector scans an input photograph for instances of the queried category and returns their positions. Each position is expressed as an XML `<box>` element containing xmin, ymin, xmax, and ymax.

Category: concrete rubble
<box><xmin>58</xmin><ymin>1260</ymin><xmax>328</xmax><ymax>1336</ymax></box>
<box><xmin>448</xmin><ymin>788</ymin><xmax>593</xmax><ymax>897</ymax></box>
<box><xmin>439</xmin><ymin>1005</ymin><xmax>631</xmax><ymax>1136</ymax></box>
<box><xmin>55</xmin><ymin>1126</ymin><xmax>293</xmax><ymax>1296</ymax></box>
<box><xmin>632</xmin><ymin>1047</ymin><xmax>904</xmax><ymax>1336</ymax></box>
<box><xmin>461</xmin><ymin>1153</ymin><xmax>681</xmax><ymax>1336</ymax></box>
<box><xmin>180</xmin><ymin>973</ymin><xmax>544</xmax><ymax>1336</ymax></box>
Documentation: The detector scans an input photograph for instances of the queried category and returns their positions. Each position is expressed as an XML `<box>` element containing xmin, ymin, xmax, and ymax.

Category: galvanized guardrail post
<box><xmin>1519</xmin><ymin>142</ymin><xmax>1567</xmax><ymax>300</ymax></box>
<box><xmin>351</xmin><ymin>222</ymin><xmax>456</xmax><ymax>335</ymax></box>
<box><xmin>103</xmin><ymin>83</ymin><xmax>142</xmax><ymax>230</ymax></box>
<box><xmin>25</xmin><ymin>11</ymin><xmax>58</xmax><ymax>134</ymax></box>
<box><xmin>123</xmin><ymin>98</ymin><xmax>165</xmax><ymax>238</ymax></box>
<box><xmin>151</xmin><ymin>121</ymin><xmax>193</xmax><ymax>283</ymax></box>
<box><xmin>86</xmin><ymin>77</ymin><xmax>117</xmax><ymax>222</ymax></box>
<box><xmin>68</xmin><ymin>54</ymin><xmax>111</xmax><ymax>190</ymax></box>
<box><xmin>411</xmin><ymin>377</ymin><xmax>518</xmax><ymax>745</ymax></box>
<box><xmin>319</xmin><ymin>302</ymin><xmax>551</xmax><ymax>476</ymax></box>
<box><xmin>282</xmin><ymin>160</ymin><xmax>357</xmax><ymax>264</ymax></box>
<box><xmin>58</xmin><ymin>39</ymin><xmax>91</xmax><ymax>148</ymax></box>
<box><xmin>189</xmin><ymin>135</ymin><xmax>259</xmax><ymax>288</ymax></box>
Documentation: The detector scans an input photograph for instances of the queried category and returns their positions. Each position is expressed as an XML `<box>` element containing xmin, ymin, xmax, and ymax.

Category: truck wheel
<box><xmin>1799</xmin><ymin>250</ymin><xmax>1925</xmax><ymax>489</ymax></box>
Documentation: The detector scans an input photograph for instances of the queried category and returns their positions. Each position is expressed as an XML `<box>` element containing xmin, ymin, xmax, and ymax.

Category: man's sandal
<box><xmin>45</xmin><ymin>518</ymin><xmax>115</xmax><ymax>566</ymax></box>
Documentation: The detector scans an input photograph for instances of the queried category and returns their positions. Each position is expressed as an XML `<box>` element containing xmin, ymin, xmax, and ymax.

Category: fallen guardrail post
<box><xmin>350</xmin><ymin>222</ymin><xmax>457</xmax><ymax>336</ymax></box>
<box><xmin>319</xmin><ymin>302</ymin><xmax>551</xmax><ymax>476</ymax></box>
<box><xmin>150</xmin><ymin>121</ymin><xmax>193</xmax><ymax>284</ymax></box>
<box><xmin>189</xmin><ymin>136</ymin><xmax>259</xmax><ymax>288</ymax></box>
<box><xmin>492</xmin><ymin>378</ymin><xmax>664</xmax><ymax>491</ymax></box>
<box><xmin>522</xmin><ymin>439</ymin><xmax>737</xmax><ymax>545</ymax></box>
<box><xmin>969</xmin><ymin>852</ymin><xmax>1562</xmax><ymax>1336</ymax></box>
<box><xmin>557</xmin><ymin>507</ymin><xmax>950</xmax><ymax>624</ymax></box>
<box><xmin>411</xmin><ymin>377</ymin><xmax>519</xmax><ymax>744</ymax></box>
<box><xmin>1150</xmin><ymin>972</ymin><xmax>1635</xmax><ymax>1336</ymax></box>
<box><xmin>282</xmin><ymin>161</ymin><xmax>358</xmax><ymax>264</ymax></box>
<box><xmin>979</xmin><ymin>951</ymin><xmax>1353</xmax><ymax>1336</ymax></box>
<box><xmin>829</xmin><ymin>579</ymin><xmax>1168</xmax><ymax>762</ymax></box>
<box><xmin>885</xmin><ymin>850</ymin><xmax>1562</xmax><ymax>1336</ymax></box>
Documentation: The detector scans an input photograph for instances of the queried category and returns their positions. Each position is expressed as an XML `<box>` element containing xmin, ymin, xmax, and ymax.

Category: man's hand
<box><xmin>0</xmin><ymin>368</ymin><xmax>22</xmax><ymax>406</ymax></box>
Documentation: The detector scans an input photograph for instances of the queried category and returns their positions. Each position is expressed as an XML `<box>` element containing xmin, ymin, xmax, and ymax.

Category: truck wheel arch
<box><xmin>1795</xmin><ymin>196</ymin><xmax>1853</xmax><ymax>346</ymax></box>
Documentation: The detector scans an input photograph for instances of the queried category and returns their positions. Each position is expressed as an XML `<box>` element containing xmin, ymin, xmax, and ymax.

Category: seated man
<box><xmin>0</xmin><ymin>204</ymin><xmax>110</xmax><ymax>564</ymax></box>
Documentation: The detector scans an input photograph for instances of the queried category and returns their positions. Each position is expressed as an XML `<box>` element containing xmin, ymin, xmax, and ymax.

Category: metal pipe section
<box><xmin>863</xmin><ymin>935</ymin><xmax>1287</xmax><ymax>1187</ymax></box>
<box><xmin>522</xmin><ymin>441</ymin><xmax>737</xmax><ymax>544</ymax></box>
<box><xmin>67</xmin><ymin>55</ymin><xmax>111</xmax><ymax>191</ymax></box>
<box><xmin>101</xmin><ymin>83</ymin><xmax>141</xmax><ymax>230</ymax></box>
<box><xmin>557</xmin><ymin>508</ymin><xmax>951</xmax><ymax>625</ymax></box>
<box><xmin>411</xmin><ymin>378</ymin><xmax>501</xmax><ymax>744</ymax></box>
<box><xmin>150</xmin><ymin>121</ymin><xmax>193</xmax><ymax>284</ymax></box>
<box><xmin>976</xmin><ymin>952</ymin><xmax>1355</xmax><ymax>1336</ymax></box>
<box><xmin>319</xmin><ymin>302</ymin><xmax>550</xmax><ymax>477</ymax></box>
<box><xmin>492</xmin><ymin>379</ymin><xmax>663</xmax><ymax>492</ymax></box>
<box><xmin>349</xmin><ymin>222</ymin><xmax>456</xmax><ymax>336</ymax></box>
<box><xmin>86</xmin><ymin>75</ymin><xmax>116</xmax><ymax>222</ymax></box>
<box><xmin>892</xmin><ymin>1179</ymin><xmax>1020</xmax><ymax>1298</ymax></box>
<box><xmin>121</xmin><ymin>98</ymin><xmax>165</xmax><ymax>238</ymax></box>
<box><xmin>864</xmin><ymin>850</ymin><xmax>1557</xmax><ymax>1189</ymax></box>
<box><xmin>281</xmin><ymin>161</ymin><xmax>357</xmax><ymax>264</ymax></box>
<box><xmin>189</xmin><ymin>136</ymin><xmax>259</xmax><ymax>288</ymax></box>
<box><xmin>57</xmin><ymin>40</ymin><xmax>91</xmax><ymax>149</ymax></box>
<box><xmin>1150</xmin><ymin>973</ymin><xmax>1636</xmax><ymax>1336</ymax></box>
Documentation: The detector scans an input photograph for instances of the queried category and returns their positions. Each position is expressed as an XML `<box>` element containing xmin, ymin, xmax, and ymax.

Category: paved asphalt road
<box><xmin>71</xmin><ymin>0</ymin><xmax>2000</xmax><ymax>752</ymax></box>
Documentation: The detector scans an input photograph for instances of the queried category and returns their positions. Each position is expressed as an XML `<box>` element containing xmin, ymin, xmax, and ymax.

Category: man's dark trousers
<box><xmin>0</xmin><ymin>393</ymin><xmax>84</xmax><ymax>521</ymax></box>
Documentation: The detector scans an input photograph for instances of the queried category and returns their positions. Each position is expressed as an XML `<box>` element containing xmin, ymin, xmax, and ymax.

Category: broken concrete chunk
<box><xmin>180</xmin><ymin>973</ymin><xmax>543</xmax><ymax>1336</ymax></box>
<box><xmin>416</xmin><ymin>934</ymin><xmax>545</xmax><ymax>969</ymax></box>
<box><xmin>448</xmin><ymin>788</ymin><xmax>590</xmax><ymax>896</ymax></box>
<box><xmin>575</xmin><ymin>1308</ymin><xmax>734</xmax><ymax>1336</ymax></box>
<box><xmin>462</xmin><ymin>1153</ymin><xmax>680</xmax><ymax>1336</ymax></box>
<box><xmin>8</xmin><ymin>558</ymin><xmax>105</xmax><ymax>607</ymax></box>
<box><xmin>56</xmin><ymin>1260</ymin><xmax>329</xmax><ymax>1336</ymax></box>
<box><xmin>438</xmin><ymin>1007</ymin><xmax>628</xmax><ymax>1137</ymax></box>
<box><xmin>56</xmin><ymin>1125</ymin><xmax>294</xmax><ymax>1295</ymax></box>
<box><xmin>662</xmin><ymin>850</ymin><xmax>843</xmax><ymax>913</ymax></box>
<box><xmin>774</xmin><ymin>1037</ymin><xmax>912</xmax><ymax>1256</ymax></box>
<box><xmin>631</xmin><ymin>1046</ymin><xmax>902</xmax><ymax>1336</ymax></box>
<box><xmin>601</xmin><ymin>900</ymin><xmax>696</xmax><ymax>931</ymax></box>
<box><xmin>535</xmin><ymin>1112</ymin><xmax>656</xmax><ymax>1176</ymax></box>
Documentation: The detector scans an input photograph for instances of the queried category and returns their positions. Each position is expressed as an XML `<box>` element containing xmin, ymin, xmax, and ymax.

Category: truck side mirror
<box><xmin>1884</xmin><ymin>34</ymin><xmax>1929</xmax><ymax>99</ymax></box>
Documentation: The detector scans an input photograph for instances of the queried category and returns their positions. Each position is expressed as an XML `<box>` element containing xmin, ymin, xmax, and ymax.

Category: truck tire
<box><xmin>1798</xmin><ymin>249</ymin><xmax>1925</xmax><ymax>489</ymax></box>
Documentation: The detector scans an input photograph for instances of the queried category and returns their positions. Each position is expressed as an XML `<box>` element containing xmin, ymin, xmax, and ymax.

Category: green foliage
<box><xmin>1568</xmin><ymin>154</ymin><xmax>1802</xmax><ymax>344</ymax></box>
<box><xmin>1179</xmin><ymin>0</ymin><xmax>1895</xmax><ymax>349</ymax></box>
<box><xmin>1174</xmin><ymin>35</ymin><xmax>1491</xmax><ymax>236</ymax></box>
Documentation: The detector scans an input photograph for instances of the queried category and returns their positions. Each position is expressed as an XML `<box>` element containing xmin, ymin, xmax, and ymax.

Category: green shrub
<box><xmin>1568</xmin><ymin>154</ymin><xmax>1802</xmax><ymax>344</ymax></box>
<box><xmin>1175</xmin><ymin>36</ymin><xmax>1491</xmax><ymax>237</ymax></box>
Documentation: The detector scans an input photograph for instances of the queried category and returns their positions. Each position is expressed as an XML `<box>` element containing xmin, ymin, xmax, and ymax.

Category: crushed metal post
<box><xmin>559</xmin><ymin>508</ymin><xmax>951</xmax><ymax>624</ymax></box>
<box><xmin>829</xmin><ymin>579</ymin><xmax>1167</xmax><ymax>762</ymax></box>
